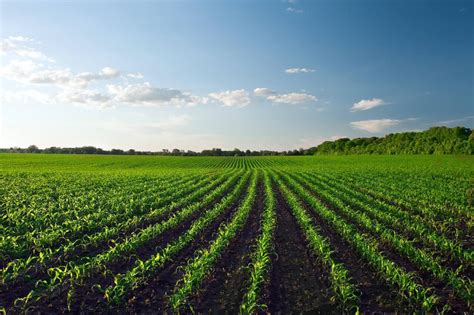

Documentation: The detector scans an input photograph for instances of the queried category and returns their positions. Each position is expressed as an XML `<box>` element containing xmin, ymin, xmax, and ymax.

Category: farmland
<box><xmin>0</xmin><ymin>154</ymin><xmax>472</xmax><ymax>313</ymax></box>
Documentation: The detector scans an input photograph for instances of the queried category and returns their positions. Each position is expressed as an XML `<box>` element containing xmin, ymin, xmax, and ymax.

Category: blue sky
<box><xmin>1</xmin><ymin>0</ymin><xmax>473</xmax><ymax>151</ymax></box>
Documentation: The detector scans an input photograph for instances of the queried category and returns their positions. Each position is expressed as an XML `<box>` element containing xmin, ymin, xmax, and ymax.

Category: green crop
<box><xmin>0</xmin><ymin>154</ymin><xmax>472</xmax><ymax>313</ymax></box>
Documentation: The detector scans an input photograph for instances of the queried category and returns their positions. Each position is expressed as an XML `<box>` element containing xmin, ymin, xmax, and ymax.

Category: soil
<box><xmin>186</xmin><ymin>177</ymin><xmax>265</xmax><ymax>313</ymax></box>
<box><xmin>294</xmin><ymin>174</ymin><xmax>470</xmax><ymax>313</ymax></box>
<box><xmin>5</xmin><ymin>176</ymin><xmax>245</xmax><ymax>314</ymax></box>
<box><xmin>266</xmin><ymin>183</ymin><xmax>336</xmax><ymax>314</ymax></box>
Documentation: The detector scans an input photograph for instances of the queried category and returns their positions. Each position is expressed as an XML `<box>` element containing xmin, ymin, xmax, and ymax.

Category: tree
<box><xmin>26</xmin><ymin>145</ymin><xmax>39</xmax><ymax>153</ymax></box>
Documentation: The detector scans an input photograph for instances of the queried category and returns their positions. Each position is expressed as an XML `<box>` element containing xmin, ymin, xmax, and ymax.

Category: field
<box><xmin>0</xmin><ymin>154</ymin><xmax>473</xmax><ymax>313</ymax></box>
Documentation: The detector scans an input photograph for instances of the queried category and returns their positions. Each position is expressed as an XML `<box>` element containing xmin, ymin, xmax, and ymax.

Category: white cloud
<box><xmin>1</xmin><ymin>36</ymin><xmax>319</xmax><ymax>111</ymax></box>
<box><xmin>29</xmin><ymin>68</ymin><xmax>74</xmax><ymax>85</ymax></box>
<box><xmin>285</xmin><ymin>67</ymin><xmax>315</xmax><ymax>74</ymax></box>
<box><xmin>100</xmin><ymin>67</ymin><xmax>119</xmax><ymax>78</ymax></box>
<box><xmin>286</xmin><ymin>7</ymin><xmax>303</xmax><ymax>13</ymax></box>
<box><xmin>208</xmin><ymin>89</ymin><xmax>250</xmax><ymax>107</ymax></box>
<box><xmin>0</xmin><ymin>36</ymin><xmax>53</xmax><ymax>62</ymax></box>
<box><xmin>0</xmin><ymin>59</ymin><xmax>40</xmax><ymax>79</ymax></box>
<box><xmin>57</xmin><ymin>89</ymin><xmax>112</xmax><ymax>108</ymax></box>
<box><xmin>350</xmin><ymin>119</ymin><xmax>401</xmax><ymax>133</ymax></box>
<box><xmin>6</xmin><ymin>36</ymin><xmax>34</xmax><ymax>42</ymax></box>
<box><xmin>254</xmin><ymin>87</ymin><xmax>317</xmax><ymax>105</ymax></box>
<box><xmin>0</xmin><ymin>59</ymin><xmax>120</xmax><ymax>89</ymax></box>
<box><xmin>253</xmin><ymin>87</ymin><xmax>276</xmax><ymax>97</ymax></box>
<box><xmin>0</xmin><ymin>36</ymin><xmax>208</xmax><ymax>110</ymax></box>
<box><xmin>351</xmin><ymin>98</ymin><xmax>385</xmax><ymax>112</ymax></box>
<box><xmin>267</xmin><ymin>92</ymin><xmax>317</xmax><ymax>104</ymax></box>
<box><xmin>108</xmin><ymin>82</ymin><xmax>204</xmax><ymax>107</ymax></box>
<box><xmin>77</xmin><ymin>67</ymin><xmax>120</xmax><ymax>81</ymax></box>
<box><xmin>127</xmin><ymin>72</ymin><xmax>144</xmax><ymax>79</ymax></box>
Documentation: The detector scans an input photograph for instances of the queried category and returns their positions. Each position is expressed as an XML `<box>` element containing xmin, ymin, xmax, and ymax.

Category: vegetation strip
<box><xmin>239</xmin><ymin>171</ymin><xmax>276</xmax><ymax>314</ymax></box>
<box><xmin>273</xmin><ymin>172</ymin><xmax>359</xmax><ymax>311</ymax></box>
<box><xmin>289</xmin><ymin>171</ymin><xmax>473</xmax><ymax>308</ymax></box>
<box><xmin>275</xmin><ymin>170</ymin><xmax>439</xmax><ymax>311</ymax></box>
<box><xmin>1</xmin><ymin>155</ymin><xmax>472</xmax><ymax>313</ymax></box>
<box><xmin>103</xmin><ymin>171</ymin><xmax>253</xmax><ymax>305</ymax></box>
<box><xmin>168</xmin><ymin>171</ymin><xmax>258</xmax><ymax>312</ymax></box>
<box><xmin>1</xmin><ymin>171</ymin><xmax>230</xmax><ymax>286</ymax></box>
<box><xmin>10</xmin><ymin>170</ymin><xmax>243</xmax><ymax>310</ymax></box>
<box><xmin>312</xmin><ymin>172</ymin><xmax>470</xmax><ymax>265</ymax></box>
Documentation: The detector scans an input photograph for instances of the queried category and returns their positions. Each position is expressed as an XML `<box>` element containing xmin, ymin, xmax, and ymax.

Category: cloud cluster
<box><xmin>56</xmin><ymin>89</ymin><xmax>112</xmax><ymax>108</ymax></box>
<box><xmin>209</xmin><ymin>89</ymin><xmax>250</xmax><ymax>107</ymax></box>
<box><xmin>1</xmin><ymin>58</ymin><xmax>121</xmax><ymax>89</ymax></box>
<box><xmin>351</xmin><ymin>98</ymin><xmax>385</xmax><ymax>112</ymax></box>
<box><xmin>108</xmin><ymin>82</ymin><xmax>205</xmax><ymax>107</ymax></box>
<box><xmin>0</xmin><ymin>36</ymin><xmax>207</xmax><ymax>108</ymax></box>
<box><xmin>285</xmin><ymin>67</ymin><xmax>315</xmax><ymax>74</ymax></box>
<box><xmin>2</xmin><ymin>36</ymin><xmax>321</xmax><ymax>110</ymax></box>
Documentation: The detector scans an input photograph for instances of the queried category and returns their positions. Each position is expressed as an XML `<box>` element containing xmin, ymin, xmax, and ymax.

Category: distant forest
<box><xmin>313</xmin><ymin>126</ymin><xmax>473</xmax><ymax>155</ymax></box>
<box><xmin>1</xmin><ymin>126</ymin><xmax>473</xmax><ymax>156</ymax></box>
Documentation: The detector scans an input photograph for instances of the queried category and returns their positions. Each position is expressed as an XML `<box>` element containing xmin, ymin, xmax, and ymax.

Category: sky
<box><xmin>0</xmin><ymin>0</ymin><xmax>473</xmax><ymax>151</ymax></box>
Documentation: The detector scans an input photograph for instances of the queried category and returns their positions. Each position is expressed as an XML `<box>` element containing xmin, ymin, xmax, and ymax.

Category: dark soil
<box><xmin>4</xmin><ymin>172</ymin><xmax>471</xmax><ymax>314</ymax></box>
<box><xmin>292</xmin><ymin>177</ymin><xmax>413</xmax><ymax>313</ymax></box>
<box><xmin>0</xmin><ymin>181</ymin><xmax>226</xmax><ymax>295</ymax></box>
<box><xmin>313</xmin><ymin>173</ymin><xmax>468</xmax><ymax>267</ymax></box>
<box><xmin>293</xmin><ymin>174</ymin><xmax>471</xmax><ymax>313</ymax></box>
<box><xmin>0</xmin><ymin>177</ymin><xmax>226</xmax><ymax>308</ymax></box>
<box><xmin>266</xmin><ymin>183</ymin><xmax>335</xmax><ymax>314</ymax></box>
<box><xmin>357</xmin><ymin>185</ymin><xmax>471</xmax><ymax>245</ymax></box>
<box><xmin>186</xmin><ymin>177</ymin><xmax>265</xmax><ymax>313</ymax></box>
<box><xmin>120</xmin><ymin>185</ymin><xmax>250</xmax><ymax>313</ymax></box>
<box><xmin>5</xmin><ymin>176</ymin><xmax>245</xmax><ymax>314</ymax></box>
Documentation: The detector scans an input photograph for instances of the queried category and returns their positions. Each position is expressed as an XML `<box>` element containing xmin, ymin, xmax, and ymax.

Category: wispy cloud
<box><xmin>351</xmin><ymin>98</ymin><xmax>386</xmax><ymax>112</ymax></box>
<box><xmin>286</xmin><ymin>7</ymin><xmax>303</xmax><ymax>13</ymax></box>
<box><xmin>436</xmin><ymin>115</ymin><xmax>474</xmax><ymax>126</ymax></box>
<box><xmin>254</xmin><ymin>88</ymin><xmax>317</xmax><ymax>105</ymax></box>
<box><xmin>285</xmin><ymin>67</ymin><xmax>315</xmax><ymax>74</ymax></box>
<box><xmin>0</xmin><ymin>36</ymin><xmax>54</xmax><ymax>62</ymax></box>
<box><xmin>267</xmin><ymin>92</ymin><xmax>317</xmax><ymax>104</ymax></box>
<box><xmin>350</xmin><ymin>119</ymin><xmax>401</xmax><ymax>133</ymax></box>
<box><xmin>127</xmin><ymin>72</ymin><xmax>144</xmax><ymax>79</ymax></box>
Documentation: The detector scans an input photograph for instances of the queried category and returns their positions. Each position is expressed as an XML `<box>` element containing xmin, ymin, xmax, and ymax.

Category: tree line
<box><xmin>312</xmin><ymin>126</ymin><xmax>474</xmax><ymax>155</ymax></box>
<box><xmin>0</xmin><ymin>146</ymin><xmax>305</xmax><ymax>156</ymax></box>
<box><xmin>1</xmin><ymin>126</ymin><xmax>472</xmax><ymax>156</ymax></box>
